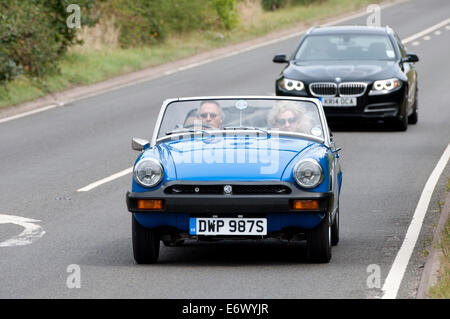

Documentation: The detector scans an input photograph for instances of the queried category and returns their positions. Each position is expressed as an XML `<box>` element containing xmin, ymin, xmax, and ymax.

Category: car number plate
<box><xmin>189</xmin><ymin>218</ymin><xmax>267</xmax><ymax>235</ymax></box>
<box><xmin>322</xmin><ymin>97</ymin><xmax>357</xmax><ymax>107</ymax></box>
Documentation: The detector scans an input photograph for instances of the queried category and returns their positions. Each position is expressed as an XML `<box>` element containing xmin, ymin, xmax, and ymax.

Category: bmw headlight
<box><xmin>280</xmin><ymin>78</ymin><xmax>305</xmax><ymax>92</ymax></box>
<box><xmin>293</xmin><ymin>159</ymin><xmax>324</xmax><ymax>189</ymax></box>
<box><xmin>369</xmin><ymin>78</ymin><xmax>402</xmax><ymax>95</ymax></box>
<box><xmin>133</xmin><ymin>158</ymin><xmax>163</xmax><ymax>188</ymax></box>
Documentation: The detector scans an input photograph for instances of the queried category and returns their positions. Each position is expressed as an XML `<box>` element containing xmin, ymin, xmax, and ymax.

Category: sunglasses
<box><xmin>200</xmin><ymin>112</ymin><xmax>218</xmax><ymax>119</ymax></box>
<box><xmin>277</xmin><ymin>117</ymin><xmax>297</xmax><ymax>125</ymax></box>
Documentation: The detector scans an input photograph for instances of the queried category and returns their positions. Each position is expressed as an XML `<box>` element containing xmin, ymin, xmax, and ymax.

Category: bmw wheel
<box><xmin>307</xmin><ymin>217</ymin><xmax>332</xmax><ymax>263</ymax></box>
<box><xmin>408</xmin><ymin>90</ymin><xmax>418</xmax><ymax>124</ymax></box>
<box><xmin>394</xmin><ymin>106</ymin><xmax>408</xmax><ymax>131</ymax></box>
<box><xmin>132</xmin><ymin>215</ymin><xmax>160</xmax><ymax>264</ymax></box>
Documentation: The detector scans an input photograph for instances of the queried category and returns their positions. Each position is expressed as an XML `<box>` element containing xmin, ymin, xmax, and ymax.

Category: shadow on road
<box><xmin>80</xmin><ymin>238</ymin><xmax>312</xmax><ymax>267</ymax></box>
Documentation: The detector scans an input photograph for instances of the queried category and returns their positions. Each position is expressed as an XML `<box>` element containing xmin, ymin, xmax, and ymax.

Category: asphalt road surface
<box><xmin>0</xmin><ymin>0</ymin><xmax>449</xmax><ymax>299</ymax></box>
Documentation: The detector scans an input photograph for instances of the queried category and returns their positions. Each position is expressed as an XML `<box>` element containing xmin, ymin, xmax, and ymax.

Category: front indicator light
<box><xmin>137</xmin><ymin>199</ymin><xmax>165</xmax><ymax>210</ymax></box>
<box><xmin>291</xmin><ymin>199</ymin><xmax>320</xmax><ymax>210</ymax></box>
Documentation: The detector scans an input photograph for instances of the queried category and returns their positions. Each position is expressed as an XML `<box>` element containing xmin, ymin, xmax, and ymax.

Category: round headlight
<box><xmin>133</xmin><ymin>158</ymin><xmax>163</xmax><ymax>188</ymax></box>
<box><xmin>293</xmin><ymin>159</ymin><xmax>323</xmax><ymax>189</ymax></box>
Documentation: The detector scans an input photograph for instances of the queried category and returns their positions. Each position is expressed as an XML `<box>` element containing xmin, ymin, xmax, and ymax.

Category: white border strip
<box><xmin>77</xmin><ymin>167</ymin><xmax>132</xmax><ymax>192</ymax></box>
<box><xmin>382</xmin><ymin>143</ymin><xmax>450</xmax><ymax>299</ymax></box>
<box><xmin>0</xmin><ymin>104</ymin><xmax>60</xmax><ymax>124</ymax></box>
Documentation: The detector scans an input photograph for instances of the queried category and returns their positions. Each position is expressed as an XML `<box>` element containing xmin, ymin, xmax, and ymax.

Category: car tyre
<box><xmin>307</xmin><ymin>217</ymin><xmax>332</xmax><ymax>263</ymax></box>
<box><xmin>394</xmin><ymin>106</ymin><xmax>408</xmax><ymax>131</ymax></box>
<box><xmin>331</xmin><ymin>208</ymin><xmax>339</xmax><ymax>246</ymax></box>
<box><xmin>408</xmin><ymin>92</ymin><xmax>418</xmax><ymax>124</ymax></box>
<box><xmin>132</xmin><ymin>215</ymin><xmax>160</xmax><ymax>264</ymax></box>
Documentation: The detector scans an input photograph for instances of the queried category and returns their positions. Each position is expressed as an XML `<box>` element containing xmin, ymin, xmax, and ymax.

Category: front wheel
<box><xmin>408</xmin><ymin>93</ymin><xmax>418</xmax><ymax>124</ymax></box>
<box><xmin>132</xmin><ymin>215</ymin><xmax>160</xmax><ymax>264</ymax></box>
<box><xmin>394</xmin><ymin>106</ymin><xmax>408</xmax><ymax>131</ymax></box>
<box><xmin>331</xmin><ymin>208</ymin><xmax>339</xmax><ymax>246</ymax></box>
<box><xmin>307</xmin><ymin>217</ymin><xmax>332</xmax><ymax>263</ymax></box>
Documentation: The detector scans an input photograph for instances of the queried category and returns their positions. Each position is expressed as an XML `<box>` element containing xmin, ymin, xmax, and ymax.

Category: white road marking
<box><xmin>423</xmin><ymin>35</ymin><xmax>431</xmax><ymax>41</ymax></box>
<box><xmin>434</xmin><ymin>30</ymin><xmax>441</xmax><ymax>35</ymax></box>
<box><xmin>0</xmin><ymin>0</ymin><xmax>406</xmax><ymax>125</ymax></box>
<box><xmin>0</xmin><ymin>214</ymin><xmax>46</xmax><ymax>247</ymax></box>
<box><xmin>0</xmin><ymin>104</ymin><xmax>60</xmax><ymax>125</ymax></box>
<box><xmin>381</xmin><ymin>143</ymin><xmax>450</xmax><ymax>299</ymax></box>
<box><xmin>411</xmin><ymin>41</ymin><xmax>420</xmax><ymax>46</ymax></box>
<box><xmin>77</xmin><ymin>167</ymin><xmax>133</xmax><ymax>192</ymax></box>
<box><xmin>402</xmin><ymin>18</ymin><xmax>450</xmax><ymax>44</ymax></box>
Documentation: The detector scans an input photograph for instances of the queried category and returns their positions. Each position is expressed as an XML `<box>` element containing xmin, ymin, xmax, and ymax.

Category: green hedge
<box><xmin>106</xmin><ymin>0</ymin><xmax>239</xmax><ymax>48</ymax></box>
<box><xmin>261</xmin><ymin>0</ymin><xmax>288</xmax><ymax>11</ymax></box>
<box><xmin>0</xmin><ymin>0</ymin><xmax>238</xmax><ymax>84</ymax></box>
<box><xmin>0</xmin><ymin>0</ymin><xmax>96</xmax><ymax>84</ymax></box>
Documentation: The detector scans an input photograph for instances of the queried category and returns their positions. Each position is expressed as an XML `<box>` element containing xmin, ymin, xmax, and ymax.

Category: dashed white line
<box><xmin>382</xmin><ymin>143</ymin><xmax>450</xmax><ymax>299</ymax></box>
<box><xmin>77</xmin><ymin>167</ymin><xmax>132</xmax><ymax>192</ymax></box>
<box><xmin>402</xmin><ymin>18</ymin><xmax>450</xmax><ymax>44</ymax></box>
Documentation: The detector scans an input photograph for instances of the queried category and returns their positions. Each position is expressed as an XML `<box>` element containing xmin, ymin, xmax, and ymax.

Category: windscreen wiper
<box><xmin>165</xmin><ymin>128</ymin><xmax>210</xmax><ymax>136</ymax></box>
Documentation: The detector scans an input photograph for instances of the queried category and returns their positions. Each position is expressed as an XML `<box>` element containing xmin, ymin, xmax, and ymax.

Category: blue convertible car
<box><xmin>126</xmin><ymin>96</ymin><xmax>342</xmax><ymax>263</ymax></box>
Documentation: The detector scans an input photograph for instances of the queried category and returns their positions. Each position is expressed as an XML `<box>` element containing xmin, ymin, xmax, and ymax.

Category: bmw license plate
<box><xmin>322</xmin><ymin>97</ymin><xmax>357</xmax><ymax>107</ymax></box>
<box><xmin>189</xmin><ymin>218</ymin><xmax>267</xmax><ymax>235</ymax></box>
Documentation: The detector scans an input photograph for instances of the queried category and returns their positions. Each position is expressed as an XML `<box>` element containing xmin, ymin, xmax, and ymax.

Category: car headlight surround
<box><xmin>293</xmin><ymin>159</ymin><xmax>324</xmax><ymax>189</ymax></box>
<box><xmin>133</xmin><ymin>158</ymin><xmax>164</xmax><ymax>188</ymax></box>
<box><xmin>280</xmin><ymin>78</ymin><xmax>305</xmax><ymax>92</ymax></box>
<box><xmin>369</xmin><ymin>78</ymin><xmax>402</xmax><ymax>95</ymax></box>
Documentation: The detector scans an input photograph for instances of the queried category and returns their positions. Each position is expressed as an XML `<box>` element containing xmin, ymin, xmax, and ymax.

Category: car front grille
<box><xmin>338</xmin><ymin>82</ymin><xmax>367</xmax><ymax>97</ymax></box>
<box><xmin>164</xmin><ymin>184</ymin><xmax>292</xmax><ymax>195</ymax></box>
<box><xmin>309</xmin><ymin>83</ymin><xmax>337</xmax><ymax>97</ymax></box>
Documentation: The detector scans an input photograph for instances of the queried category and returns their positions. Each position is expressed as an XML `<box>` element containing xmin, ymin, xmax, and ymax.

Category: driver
<box><xmin>197</xmin><ymin>100</ymin><xmax>223</xmax><ymax>129</ymax></box>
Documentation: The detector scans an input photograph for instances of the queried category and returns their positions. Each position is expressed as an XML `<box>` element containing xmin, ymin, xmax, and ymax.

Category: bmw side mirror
<box><xmin>132</xmin><ymin>137</ymin><xmax>150</xmax><ymax>151</ymax></box>
<box><xmin>273</xmin><ymin>54</ymin><xmax>289</xmax><ymax>63</ymax></box>
<box><xmin>402</xmin><ymin>53</ymin><xmax>419</xmax><ymax>63</ymax></box>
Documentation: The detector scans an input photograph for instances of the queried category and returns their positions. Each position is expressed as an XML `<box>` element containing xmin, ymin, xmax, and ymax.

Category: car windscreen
<box><xmin>157</xmin><ymin>99</ymin><xmax>324</xmax><ymax>139</ymax></box>
<box><xmin>295</xmin><ymin>34</ymin><xmax>397</xmax><ymax>61</ymax></box>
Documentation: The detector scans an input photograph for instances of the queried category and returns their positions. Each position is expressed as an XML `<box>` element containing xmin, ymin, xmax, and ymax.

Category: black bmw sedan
<box><xmin>274</xmin><ymin>26</ymin><xmax>419</xmax><ymax>131</ymax></box>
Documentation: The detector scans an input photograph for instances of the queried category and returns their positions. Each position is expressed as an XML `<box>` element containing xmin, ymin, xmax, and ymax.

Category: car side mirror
<box><xmin>273</xmin><ymin>54</ymin><xmax>289</xmax><ymax>63</ymax></box>
<box><xmin>402</xmin><ymin>53</ymin><xmax>419</xmax><ymax>63</ymax></box>
<box><xmin>132</xmin><ymin>137</ymin><xmax>150</xmax><ymax>151</ymax></box>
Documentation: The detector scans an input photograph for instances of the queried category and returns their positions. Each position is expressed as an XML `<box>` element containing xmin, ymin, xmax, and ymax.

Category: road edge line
<box><xmin>381</xmin><ymin>143</ymin><xmax>450</xmax><ymax>299</ymax></box>
<box><xmin>416</xmin><ymin>176</ymin><xmax>450</xmax><ymax>298</ymax></box>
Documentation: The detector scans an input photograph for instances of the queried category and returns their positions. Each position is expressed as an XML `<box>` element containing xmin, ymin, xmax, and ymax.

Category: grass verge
<box><xmin>428</xmin><ymin>178</ymin><xmax>450</xmax><ymax>298</ymax></box>
<box><xmin>0</xmin><ymin>0</ymin><xmax>384</xmax><ymax>108</ymax></box>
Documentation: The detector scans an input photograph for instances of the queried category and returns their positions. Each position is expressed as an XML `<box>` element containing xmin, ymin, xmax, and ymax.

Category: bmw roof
<box><xmin>307</xmin><ymin>25</ymin><xmax>393</xmax><ymax>35</ymax></box>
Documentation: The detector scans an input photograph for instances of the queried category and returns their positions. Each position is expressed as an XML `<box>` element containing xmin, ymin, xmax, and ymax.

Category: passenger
<box><xmin>268</xmin><ymin>101</ymin><xmax>305</xmax><ymax>133</ymax></box>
